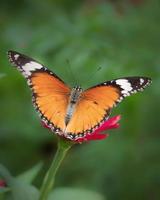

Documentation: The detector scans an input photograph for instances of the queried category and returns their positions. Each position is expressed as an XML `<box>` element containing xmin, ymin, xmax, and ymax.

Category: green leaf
<box><xmin>0</xmin><ymin>164</ymin><xmax>12</xmax><ymax>183</ymax></box>
<box><xmin>5</xmin><ymin>179</ymin><xmax>39</xmax><ymax>200</ymax></box>
<box><xmin>17</xmin><ymin>162</ymin><xmax>42</xmax><ymax>184</ymax></box>
<box><xmin>49</xmin><ymin>188</ymin><xmax>105</xmax><ymax>200</ymax></box>
<box><xmin>0</xmin><ymin>164</ymin><xmax>39</xmax><ymax>200</ymax></box>
<box><xmin>0</xmin><ymin>193</ymin><xmax>5</xmax><ymax>200</ymax></box>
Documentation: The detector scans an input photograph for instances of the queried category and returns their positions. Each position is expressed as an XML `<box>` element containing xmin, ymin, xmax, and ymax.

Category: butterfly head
<box><xmin>69</xmin><ymin>86</ymin><xmax>83</xmax><ymax>104</ymax></box>
<box><xmin>73</xmin><ymin>85</ymin><xmax>83</xmax><ymax>91</ymax></box>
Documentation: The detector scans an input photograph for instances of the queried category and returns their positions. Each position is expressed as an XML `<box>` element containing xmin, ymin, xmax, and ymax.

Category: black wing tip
<box><xmin>146</xmin><ymin>77</ymin><xmax>152</xmax><ymax>83</ymax></box>
<box><xmin>121</xmin><ymin>76</ymin><xmax>152</xmax><ymax>81</ymax></box>
<box><xmin>7</xmin><ymin>50</ymin><xmax>36</xmax><ymax>67</ymax></box>
<box><xmin>147</xmin><ymin>77</ymin><xmax>152</xmax><ymax>82</ymax></box>
<box><xmin>126</xmin><ymin>76</ymin><xmax>152</xmax><ymax>88</ymax></box>
<box><xmin>7</xmin><ymin>50</ymin><xmax>20</xmax><ymax>56</ymax></box>
<box><xmin>120</xmin><ymin>76</ymin><xmax>152</xmax><ymax>86</ymax></box>
<box><xmin>7</xmin><ymin>50</ymin><xmax>13</xmax><ymax>53</ymax></box>
<box><xmin>7</xmin><ymin>50</ymin><xmax>15</xmax><ymax>64</ymax></box>
<box><xmin>143</xmin><ymin>77</ymin><xmax>152</xmax><ymax>89</ymax></box>
<box><xmin>141</xmin><ymin>76</ymin><xmax>152</xmax><ymax>85</ymax></box>
<box><xmin>7</xmin><ymin>50</ymin><xmax>20</xmax><ymax>65</ymax></box>
<box><xmin>140</xmin><ymin>76</ymin><xmax>152</xmax><ymax>81</ymax></box>
<box><xmin>7</xmin><ymin>50</ymin><xmax>13</xmax><ymax>54</ymax></box>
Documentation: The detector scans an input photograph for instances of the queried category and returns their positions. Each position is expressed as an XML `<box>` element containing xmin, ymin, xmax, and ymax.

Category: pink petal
<box><xmin>75</xmin><ymin>115</ymin><xmax>121</xmax><ymax>143</ymax></box>
<box><xmin>94</xmin><ymin>115</ymin><xmax>121</xmax><ymax>134</ymax></box>
<box><xmin>41</xmin><ymin>121</ymin><xmax>50</xmax><ymax>129</ymax></box>
<box><xmin>76</xmin><ymin>133</ymin><xmax>109</xmax><ymax>143</ymax></box>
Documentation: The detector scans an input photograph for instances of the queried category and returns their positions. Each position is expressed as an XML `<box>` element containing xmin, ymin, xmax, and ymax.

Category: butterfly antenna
<box><xmin>85</xmin><ymin>66</ymin><xmax>103</xmax><ymax>87</ymax></box>
<box><xmin>66</xmin><ymin>59</ymin><xmax>80</xmax><ymax>87</ymax></box>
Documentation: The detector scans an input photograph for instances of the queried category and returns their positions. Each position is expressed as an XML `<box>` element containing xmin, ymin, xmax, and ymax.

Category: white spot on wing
<box><xmin>140</xmin><ymin>78</ymin><xmax>144</xmax><ymax>85</ymax></box>
<box><xmin>14</xmin><ymin>54</ymin><xmax>19</xmax><ymax>60</ymax></box>
<box><xmin>116</xmin><ymin>79</ymin><xmax>132</xmax><ymax>94</ymax></box>
<box><xmin>22</xmin><ymin>61</ymin><xmax>43</xmax><ymax>76</ymax></box>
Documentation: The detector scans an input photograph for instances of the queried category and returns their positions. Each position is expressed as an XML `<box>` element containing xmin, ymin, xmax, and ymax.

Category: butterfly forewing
<box><xmin>8</xmin><ymin>50</ymin><xmax>71</xmax><ymax>133</ymax></box>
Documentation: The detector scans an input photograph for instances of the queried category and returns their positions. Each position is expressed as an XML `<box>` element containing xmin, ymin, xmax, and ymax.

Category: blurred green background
<box><xmin>0</xmin><ymin>0</ymin><xmax>160</xmax><ymax>199</ymax></box>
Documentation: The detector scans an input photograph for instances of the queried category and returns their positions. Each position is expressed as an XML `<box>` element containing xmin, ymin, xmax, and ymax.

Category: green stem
<box><xmin>39</xmin><ymin>138</ymin><xmax>73</xmax><ymax>200</ymax></box>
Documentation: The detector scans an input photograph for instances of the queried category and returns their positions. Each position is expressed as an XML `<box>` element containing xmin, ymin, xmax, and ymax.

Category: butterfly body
<box><xmin>65</xmin><ymin>86</ymin><xmax>83</xmax><ymax>126</ymax></box>
<box><xmin>8</xmin><ymin>50</ymin><xmax>152</xmax><ymax>140</ymax></box>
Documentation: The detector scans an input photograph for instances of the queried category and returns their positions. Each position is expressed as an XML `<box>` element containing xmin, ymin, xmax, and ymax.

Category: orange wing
<box><xmin>65</xmin><ymin>85</ymin><xmax>120</xmax><ymax>138</ymax></box>
<box><xmin>65</xmin><ymin>76</ymin><xmax>151</xmax><ymax>139</ymax></box>
<box><xmin>31</xmin><ymin>72</ymin><xmax>70</xmax><ymax>133</ymax></box>
<box><xmin>8</xmin><ymin>50</ymin><xmax>71</xmax><ymax>133</ymax></box>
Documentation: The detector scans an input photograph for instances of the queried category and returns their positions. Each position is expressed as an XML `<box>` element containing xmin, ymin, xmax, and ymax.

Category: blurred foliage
<box><xmin>0</xmin><ymin>0</ymin><xmax>160</xmax><ymax>199</ymax></box>
<box><xmin>48</xmin><ymin>187</ymin><xmax>105</xmax><ymax>200</ymax></box>
<box><xmin>0</xmin><ymin>164</ymin><xmax>39</xmax><ymax>200</ymax></box>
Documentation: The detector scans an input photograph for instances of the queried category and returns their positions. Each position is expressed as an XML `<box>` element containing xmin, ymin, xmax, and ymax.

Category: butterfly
<box><xmin>8</xmin><ymin>50</ymin><xmax>152</xmax><ymax>140</ymax></box>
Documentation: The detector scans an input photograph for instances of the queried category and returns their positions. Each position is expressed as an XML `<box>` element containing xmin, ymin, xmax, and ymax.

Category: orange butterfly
<box><xmin>8</xmin><ymin>51</ymin><xmax>151</xmax><ymax>140</ymax></box>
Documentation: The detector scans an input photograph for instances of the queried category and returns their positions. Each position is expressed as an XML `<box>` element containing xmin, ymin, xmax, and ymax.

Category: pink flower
<box><xmin>0</xmin><ymin>179</ymin><xmax>7</xmax><ymax>187</ymax></box>
<box><xmin>75</xmin><ymin>115</ymin><xmax>121</xmax><ymax>143</ymax></box>
<box><xmin>41</xmin><ymin>115</ymin><xmax>121</xmax><ymax>143</ymax></box>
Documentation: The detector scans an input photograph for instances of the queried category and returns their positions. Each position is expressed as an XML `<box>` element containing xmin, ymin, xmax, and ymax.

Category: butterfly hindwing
<box><xmin>8</xmin><ymin>50</ymin><xmax>71</xmax><ymax>134</ymax></box>
<box><xmin>65</xmin><ymin>77</ymin><xmax>151</xmax><ymax>139</ymax></box>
